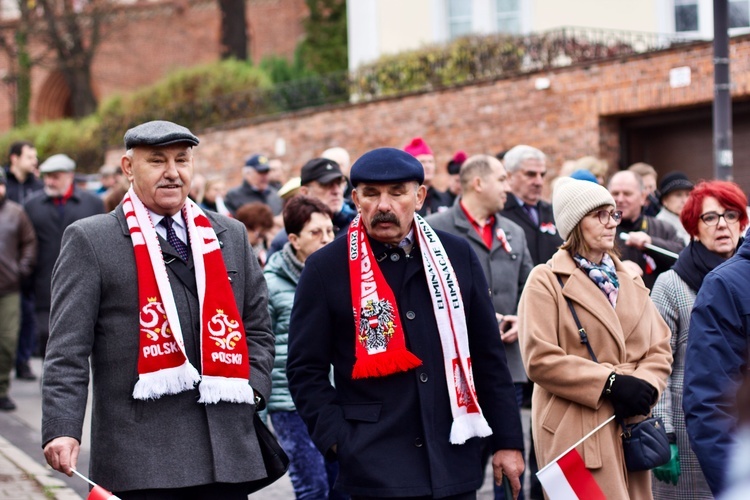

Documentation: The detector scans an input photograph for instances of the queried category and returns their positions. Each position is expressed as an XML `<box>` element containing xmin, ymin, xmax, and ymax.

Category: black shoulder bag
<box><xmin>248</xmin><ymin>413</ymin><xmax>291</xmax><ymax>492</ymax></box>
<box><xmin>556</xmin><ymin>275</ymin><xmax>670</xmax><ymax>472</ymax></box>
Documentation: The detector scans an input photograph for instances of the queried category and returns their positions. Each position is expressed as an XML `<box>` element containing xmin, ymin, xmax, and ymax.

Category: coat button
<box><xmin>414</xmin><ymin>437</ymin><xmax>424</xmax><ymax>447</ymax></box>
<box><xmin>406</xmin><ymin>311</ymin><xmax>416</xmax><ymax>320</ymax></box>
<box><xmin>419</xmin><ymin>372</ymin><xmax>428</xmax><ymax>383</ymax></box>
<box><xmin>390</xmin><ymin>253</ymin><xmax>400</xmax><ymax>262</ymax></box>
<box><xmin>511</xmin><ymin>254</ymin><xmax>517</xmax><ymax>260</ymax></box>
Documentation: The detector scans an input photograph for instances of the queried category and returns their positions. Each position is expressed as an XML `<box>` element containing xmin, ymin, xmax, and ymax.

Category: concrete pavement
<box><xmin>0</xmin><ymin>358</ymin><xmax>522</xmax><ymax>499</ymax></box>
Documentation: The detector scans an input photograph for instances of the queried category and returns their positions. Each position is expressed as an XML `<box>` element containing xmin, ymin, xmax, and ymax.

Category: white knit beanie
<box><xmin>553</xmin><ymin>177</ymin><xmax>616</xmax><ymax>241</ymax></box>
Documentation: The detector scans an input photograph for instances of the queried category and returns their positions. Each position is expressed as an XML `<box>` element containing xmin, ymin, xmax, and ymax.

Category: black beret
<box><xmin>658</xmin><ymin>172</ymin><xmax>693</xmax><ymax>202</ymax></box>
<box><xmin>350</xmin><ymin>148</ymin><xmax>424</xmax><ymax>187</ymax></box>
<box><xmin>124</xmin><ymin>120</ymin><xmax>199</xmax><ymax>150</ymax></box>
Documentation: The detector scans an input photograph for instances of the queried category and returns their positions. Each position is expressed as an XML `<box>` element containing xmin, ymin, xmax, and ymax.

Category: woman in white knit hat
<box><xmin>517</xmin><ymin>177</ymin><xmax>672</xmax><ymax>499</ymax></box>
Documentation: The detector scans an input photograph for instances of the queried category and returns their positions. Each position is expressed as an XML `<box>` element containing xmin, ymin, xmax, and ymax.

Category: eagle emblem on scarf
<box><xmin>359</xmin><ymin>299</ymin><xmax>396</xmax><ymax>352</ymax></box>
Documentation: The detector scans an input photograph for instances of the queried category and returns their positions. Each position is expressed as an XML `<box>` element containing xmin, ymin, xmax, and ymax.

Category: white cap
<box><xmin>553</xmin><ymin>177</ymin><xmax>616</xmax><ymax>240</ymax></box>
<box><xmin>39</xmin><ymin>154</ymin><xmax>76</xmax><ymax>174</ymax></box>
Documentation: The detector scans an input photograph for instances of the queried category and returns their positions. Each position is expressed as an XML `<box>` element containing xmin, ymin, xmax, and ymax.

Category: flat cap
<box><xmin>350</xmin><ymin>147</ymin><xmax>425</xmax><ymax>187</ymax></box>
<box><xmin>124</xmin><ymin>120</ymin><xmax>199</xmax><ymax>150</ymax></box>
<box><xmin>301</xmin><ymin>158</ymin><xmax>344</xmax><ymax>185</ymax></box>
<box><xmin>39</xmin><ymin>154</ymin><xmax>76</xmax><ymax>174</ymax></box>
<box><xmin>244</xmin><ymin>154</ymin><xmax>270</xmax><ymax>172</ymax></box>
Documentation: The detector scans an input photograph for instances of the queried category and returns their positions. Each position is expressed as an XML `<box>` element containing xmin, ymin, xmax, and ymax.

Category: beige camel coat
<box><xmin>518</xmin><ymin>249</ymin><xmax>672</xmax><ymax>500</ymax></box>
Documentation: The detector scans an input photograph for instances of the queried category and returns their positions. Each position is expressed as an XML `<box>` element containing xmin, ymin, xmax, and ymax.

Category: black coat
<box><xmin>24</xmin><ymin>187</ymin><xmax>104</xmax><ymax>311</ymax></box>
<box><xmin>287</xmin><ymin>229</ymin><xmax>523</xmax><ymax>498</ymax></box>
<box><xmin>501</xmin><ymin>195</ymin><xmax>562</xmax><ymax>266</ymax></box>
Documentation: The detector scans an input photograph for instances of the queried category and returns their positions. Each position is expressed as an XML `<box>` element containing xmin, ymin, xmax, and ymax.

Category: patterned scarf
<box><xmin>123</xmin><ymin>188</ymin><xmax>253</xmax><ymax>404</ymax></box>
<box><xmin>573</xmin><ymin>253</ymin><xmax>619</xmax><ymax>308</ymax></box>
<box><xmin>348</xmin><ymin>213</ymin><xmax>492</xmax><ymax>443</ymax></box>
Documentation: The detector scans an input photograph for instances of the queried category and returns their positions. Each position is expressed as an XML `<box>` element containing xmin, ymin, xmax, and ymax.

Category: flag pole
<box><xmin>619</xmin><ymin>233</ymin><xmax>680</xmax><ymax>259</ymax></box>
<box><xmin>537</xmin><ymin>415</ymin><xmax>616</xmax><ymax>475</ymax></box>
<box><xmin>71</xmin><ymin>468</ymin><xmax>97</xmax><ymax>487</ymax></box>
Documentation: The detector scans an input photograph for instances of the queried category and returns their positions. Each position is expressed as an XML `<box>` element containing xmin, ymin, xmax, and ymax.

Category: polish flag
<box><xmin>536</xmin><ymin>448</ymin><xmax>606</xmax><ymax>499</ymax></box>
<box><xmin>88</xmin><ymin>485</ymin><xmax>121</xmax><ymax>500</ymax></box>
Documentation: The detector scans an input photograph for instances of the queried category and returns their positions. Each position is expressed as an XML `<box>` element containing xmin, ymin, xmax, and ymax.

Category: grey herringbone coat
<box><xmin>42</xmin><ymin>204</ymin><xmax>275</xmax><ymax>492</ymax></box>
<box><xmin>651</xmin><ymin>270</ymin><xmax>713</xmax><ymax>499</ymax></box>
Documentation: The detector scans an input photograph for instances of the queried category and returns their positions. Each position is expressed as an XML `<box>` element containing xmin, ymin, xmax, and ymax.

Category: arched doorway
<box><xmin>33</xmin><ymin>70</ymin><xmax>73</xmax><ymax>122</ymax></box>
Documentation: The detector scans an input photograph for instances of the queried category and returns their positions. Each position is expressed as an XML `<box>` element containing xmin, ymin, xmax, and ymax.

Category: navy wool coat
<box><xmin>41</xmin><ymin>205</ymin><xmax>275</xmax><ymax>492</ymax></box>
<box><xmin>287</xmin><ymin>229</ymin><xmax>523</xmax><ymax>498</ymax></box>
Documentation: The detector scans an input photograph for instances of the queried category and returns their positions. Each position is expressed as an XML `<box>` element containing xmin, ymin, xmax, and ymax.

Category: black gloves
<box><xmin>603</xmin><ymin>372</ymin><xmax>657</xmax><ymax>419</ymax></box>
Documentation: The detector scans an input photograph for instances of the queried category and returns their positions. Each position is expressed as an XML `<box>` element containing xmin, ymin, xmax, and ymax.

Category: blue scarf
<box><xmin>573</xmin><ymin>253</ymin><xmax>619</xmax><ymax>308</ymax></box>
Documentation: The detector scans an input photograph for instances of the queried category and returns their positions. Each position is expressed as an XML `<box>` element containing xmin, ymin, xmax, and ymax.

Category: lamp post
<box><xmin>713</xmin><ymin>0</ymin><xmax>733</xmax><ymax>180</ymax></box>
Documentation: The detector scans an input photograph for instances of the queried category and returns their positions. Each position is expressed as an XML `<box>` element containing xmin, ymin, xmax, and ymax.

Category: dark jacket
<box><xmin>615</xmin><ymin>215</ymin><xmax>685</xmax><ymax>290</ymax></box>
<box><xmin>427</xmin><ymin>201</ymin><xmax>534</xmax><ymax>383</ymax></box>
<box><xmin>23</xmin><ymin>187</ymin><xmax>104</xmax><ymax>311</ymax></box>
<box><xmin>224</xmin><ymin>180</ymin><xmax>282</xmax><ymax>215</ymax></box>
<box><xmin>42</xmin><ymin>206</ymin><xmax>275</xmax><ymax>492</ymax></box>
<box><xmin>0</xmin><ymin>198</ymin><xmax>36</xmax><ymax>295</ymax></box>
<box><xmin>501</xmin><ymin>195</ymin><xmax>562</xmax><ymax>266</ymax></box>
<box><xmin>417</xmin><ymin>185</ymin><xmax>451</xmax><ymax>216</ymax></box>
<box><xmin>683</xmin><ymin>235</ymin><xmax>750</xmax><ymax>496</ymax></box>
<box><xmin>287</xmin><ymin>229</ymin><xmax>523</xmax><ymax>498</ymax></box>
<box><xmin>4</xmin><ymin>167</ymin><xmax>43</xmax><ymax>205</ymax></box>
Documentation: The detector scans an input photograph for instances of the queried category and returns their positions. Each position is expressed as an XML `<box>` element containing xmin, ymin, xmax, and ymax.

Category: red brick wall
<box><xmin>0</xmin><ymin>0</ymin><xmax>308</xmax><ymax>131</ymax></box>
<box><xmin>107</xmin><ymin>36</ymin><xmax>750</xmax><ymax>193</ymax></box>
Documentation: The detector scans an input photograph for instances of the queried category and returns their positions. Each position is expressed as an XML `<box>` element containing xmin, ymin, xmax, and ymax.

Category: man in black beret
<box><xmin>287</xmin><ymin>147</ymin><xmax>525</xmax><ymax>499</ymax></box>
<box><xmin>42</xmin><ymin>120</ymin><xmax>275</xmax><ymax>497</ymax></box>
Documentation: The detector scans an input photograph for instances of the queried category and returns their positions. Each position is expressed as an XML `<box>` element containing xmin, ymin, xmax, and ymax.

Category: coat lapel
<box><xmin>551</xmin><ymin>251</ymin><xmax>627</xmax><ymax>362</ymax></box>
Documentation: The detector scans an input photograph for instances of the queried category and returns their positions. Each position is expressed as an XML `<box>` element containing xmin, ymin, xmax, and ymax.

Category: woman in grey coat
<box><xmin>651</xmin><ymin>180</ymin><xmax>747</xmax><ymax>499</ymax></box>
<box><xmin>264</xmin><ymin>196</ymin><xmax>339</xmax><ymax>499</ymax></box>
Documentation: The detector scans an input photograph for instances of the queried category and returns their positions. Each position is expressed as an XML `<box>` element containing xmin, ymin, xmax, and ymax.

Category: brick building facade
<box><xmin>110</xmin><ymin>35</ymin><xmax>748</xmax><ymax>196</ymax></box>
<box><xmin>0</xmin><ymin>0</ymin><xmax>308</xmax><ymax>132</ymax></box>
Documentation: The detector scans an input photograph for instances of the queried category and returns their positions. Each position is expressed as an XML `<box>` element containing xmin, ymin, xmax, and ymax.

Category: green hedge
<box><xmin>0</xmin><ymin>116</ymin><xmax>102</xmax><ymax>173</ymax></box>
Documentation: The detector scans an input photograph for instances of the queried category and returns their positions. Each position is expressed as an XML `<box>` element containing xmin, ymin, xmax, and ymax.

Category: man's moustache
<box><xmin>156</xmin><ymin>181</ymin><xmax>184</xmax><ymax>188</ymax></box>
<box><xmin>371</xmin><ymin>213</ymin><xmax>398</xmax><ymax>226</ymax></box>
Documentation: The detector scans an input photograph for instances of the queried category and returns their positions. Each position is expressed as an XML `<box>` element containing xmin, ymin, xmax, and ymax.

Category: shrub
<box><xmin>0</xmin><ymin>116</ymin><xmax>103</xmax><ymax>172</ymax></box>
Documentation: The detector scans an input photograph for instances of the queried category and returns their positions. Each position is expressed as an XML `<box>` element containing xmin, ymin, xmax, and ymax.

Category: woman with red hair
<box><xmin>651</xmin><ymin>180</ymin><xmax>748</xmax><ymax>499</ymax></box>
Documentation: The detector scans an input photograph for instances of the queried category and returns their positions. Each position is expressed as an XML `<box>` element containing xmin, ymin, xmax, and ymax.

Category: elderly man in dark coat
<box><xmin>42</xmin><ymin>121</ymin><xmax>275</xmax><ymax>498</ymax></box>
<box><xmin>287</xmin><ymin>148</ymin><xmax>524</xmax><ymax>499</ymax></box>
<box><xmin>24</xmin><ymin>153</ymin><xmax>104</xmax><ymax>358</ymax></box>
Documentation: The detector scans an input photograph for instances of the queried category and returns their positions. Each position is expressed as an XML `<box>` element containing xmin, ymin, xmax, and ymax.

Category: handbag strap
<box><xmin>557</xmin><ymin>275</ymin><xmax>598</xmax><ymax>363</ymax></box>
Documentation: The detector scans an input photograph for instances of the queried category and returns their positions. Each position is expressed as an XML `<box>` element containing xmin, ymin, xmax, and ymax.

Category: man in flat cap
<box><xmin>42</xmin><ymin>120</ymin><xmax>275</xmax><ymax>497</ymax></box>
<box><xmin>225</xmin><ymin>153</ymin><xmax>283</xmax><ymax>216</ymax></box>
<box><xmin>24</xmin><ymin>153</ymin><xmax>104</xmax><ymax>359</ymax></box>
<box><xmin>287</xmin><ymin>147</ymin><xmax>525</xmax><ymax>499</ymax></box>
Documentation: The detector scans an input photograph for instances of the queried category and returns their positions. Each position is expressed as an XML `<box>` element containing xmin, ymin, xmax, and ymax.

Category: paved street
<box><xmin>0</xmin><ymin>358</ymin><xmax>527</xmax><ymax>499</ymax></box>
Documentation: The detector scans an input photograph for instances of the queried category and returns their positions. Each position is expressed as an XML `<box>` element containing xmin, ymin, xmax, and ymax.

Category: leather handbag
<box><xmin>556</xmin><ymin>276</ymin><xmax>671</xmax><ymax>472</ymax></box>
<box><xmin>621</xmin><ymin>416</ymin><xmax>671</xmax><ymax>471</ymax></box>
<box><xmin>248</xmin><ymin>413</ymin><xmax>291</xmax><ymax>493</ymax></box>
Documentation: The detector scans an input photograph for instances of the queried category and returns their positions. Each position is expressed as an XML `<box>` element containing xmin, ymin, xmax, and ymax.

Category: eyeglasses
<box><xmin>304</xmin><ymin>227</ymin><xmax>336</xmax><ymax>238</ymax></box>
<box><xmin>590</xmin><ymin>209</ymin><xmax>623</xmax><ymax>225</ymax></box>
<box><xmin>699</xmin><ymin>210</ymin><xmax>741</xmax><ymax>226</ymax></box>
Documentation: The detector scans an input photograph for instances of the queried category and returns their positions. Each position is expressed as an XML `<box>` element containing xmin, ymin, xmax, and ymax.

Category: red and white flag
<box><xmin>88</xmin><ymin>484</ymin><xmax>121</xmax><ymax>500</ymax></box>
<box><xmin>536</xmin><ymin>448</ymin><xmax>606</xmax><ymax>499</ymax></box>
<box><xmin>71</xmin><ymin>470</ymin><xmax>121</xmax><ymax>500</ymax></box>
<box><xmin>536</xmin><ymin>415</ymin><xmax>614</xmax><ymax>500</ymax></box>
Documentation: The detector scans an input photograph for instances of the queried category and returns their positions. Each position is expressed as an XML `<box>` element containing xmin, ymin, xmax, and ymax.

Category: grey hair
<box><xmin>125</xmin><ymin>149</ymin><xmax>134</xmax><ymax>159</ymax></box>
<box><xmin>503</xmin><ymin>145</ymin><xmax>546</xmax><ymax>173</ymax></box>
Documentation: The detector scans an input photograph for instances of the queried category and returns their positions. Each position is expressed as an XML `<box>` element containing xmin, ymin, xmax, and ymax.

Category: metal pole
<box><xmin>713</xmin><ymin>0</ymin><xmax>733</xmax><ymax>180</ymax></box>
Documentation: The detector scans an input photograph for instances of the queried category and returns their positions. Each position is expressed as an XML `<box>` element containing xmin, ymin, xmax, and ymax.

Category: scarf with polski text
<box><xmin>123</xmin><ymin>188</ymin><xmax>252</xmax><ymax>404</ymax></box>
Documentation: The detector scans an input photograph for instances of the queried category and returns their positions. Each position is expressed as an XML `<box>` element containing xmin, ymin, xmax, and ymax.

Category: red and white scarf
<box><xmin>348</xmin><ymin>214</ymin><xmax>493</xmax><ymax>443</ymax></box>
<box><xmin>123</xmin><ymin>188</ymin><xmax>253</xmax><ymax>404</ymax></box>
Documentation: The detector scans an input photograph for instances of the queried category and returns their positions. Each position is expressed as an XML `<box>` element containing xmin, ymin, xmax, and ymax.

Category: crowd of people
<box><xmin>1</xmin><ymin>120</ymin><xmax>747</xmax><ymax>499</ymax></box>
